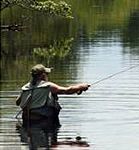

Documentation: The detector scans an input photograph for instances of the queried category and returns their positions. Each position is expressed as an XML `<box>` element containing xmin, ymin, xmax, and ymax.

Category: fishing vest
<box><xmin>19</xmin><ymin>81</ymin><xmax>57</xmax><ymax>109</ymax></box>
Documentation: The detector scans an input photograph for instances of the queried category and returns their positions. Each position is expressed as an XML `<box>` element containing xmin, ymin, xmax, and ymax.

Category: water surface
<box><xmin>1</xmin><ymin>0</ymin><xmax>139</xmax><ymax>149</ymax></box>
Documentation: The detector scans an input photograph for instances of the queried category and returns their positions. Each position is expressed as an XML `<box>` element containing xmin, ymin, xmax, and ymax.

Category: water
<box><xmin>1</xmin><ymin>0</ymin><xmax>139</xmax><ymax>149</ymax></box>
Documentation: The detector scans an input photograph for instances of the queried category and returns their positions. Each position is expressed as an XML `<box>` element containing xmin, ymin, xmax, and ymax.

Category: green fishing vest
<box><xmin>19</xmin><ymin>81</ymin><xmax>56</xmax><ymax>109</ymax></box>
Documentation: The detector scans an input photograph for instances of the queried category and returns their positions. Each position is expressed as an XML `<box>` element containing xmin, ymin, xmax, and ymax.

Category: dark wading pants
<box><xmin>17</xmin><ymin>108</ymin><xmax>60</xmax><ymax>149</ymax></box>
<box><xmin>22</xmin><ymin>106</ymin><xmax>61</xmax><ymax>128</ymax></box>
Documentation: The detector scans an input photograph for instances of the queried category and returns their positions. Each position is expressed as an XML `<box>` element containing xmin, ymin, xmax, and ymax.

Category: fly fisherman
<box><xmin>16</xmin><ymin>64</ymin><xmax>90</xmax><ymax>127</ymax></box>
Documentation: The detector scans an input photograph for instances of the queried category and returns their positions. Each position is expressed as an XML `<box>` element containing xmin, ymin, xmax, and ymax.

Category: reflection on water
<box><xmin>16</xmin><ymin>121</ymin><xmax>59</xmax><ymax>149</ymax></box>
<box><xmin>1</xmin><ymin>0</ymin><xmax>139</xmax><ymax>150</ymax></box>
<box><xmin>15</xmin><ymin>121</ymin><xmax>89</xmax><ymax>149</ymax></box>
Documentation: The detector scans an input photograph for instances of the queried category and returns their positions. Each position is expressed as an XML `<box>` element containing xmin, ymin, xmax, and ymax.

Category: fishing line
<box><xmin>77</xmin><ymin>64</ymin><xmax>139</xmax><ymax>94</ymax></box>
<box><xmin>90</xmin><ymin>64</ymin><xmax>139</xmax><ymax>86</ymax></box>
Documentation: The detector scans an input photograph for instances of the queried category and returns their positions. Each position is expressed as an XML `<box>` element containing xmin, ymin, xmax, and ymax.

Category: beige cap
<box><xmin>31</xmin><ymin>64</ymin><xmax>51</xmax><ymax>75</ymax></box>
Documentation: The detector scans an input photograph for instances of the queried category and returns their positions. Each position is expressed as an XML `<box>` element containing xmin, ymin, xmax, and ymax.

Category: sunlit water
<box><xmin>1</xmin><ymin>1</ymin><xmax>139</xmax><ymax>150</ymax></box>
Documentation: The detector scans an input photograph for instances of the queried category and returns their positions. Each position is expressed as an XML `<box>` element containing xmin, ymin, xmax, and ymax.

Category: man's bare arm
<box><xmin>49</xmin><ymin>82</ymin><xmax>90</xmax><ymax>94</ymax></box>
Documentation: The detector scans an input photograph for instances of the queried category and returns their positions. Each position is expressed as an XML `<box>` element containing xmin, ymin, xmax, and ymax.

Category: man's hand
<box><xmin>77</xmin><ymin>84</ymin><xmax>91</xmax><ymax>95</ymax></box>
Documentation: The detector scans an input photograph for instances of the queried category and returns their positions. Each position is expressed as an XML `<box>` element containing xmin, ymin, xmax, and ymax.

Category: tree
<box><xmin>1</xmin><ymin>0</ymin><xmax>72</xmax><ymax>18</ymax></box>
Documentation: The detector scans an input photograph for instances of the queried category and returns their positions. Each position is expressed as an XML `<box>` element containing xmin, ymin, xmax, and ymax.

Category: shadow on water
<box><xmin>15</xmin><ymin>119</ymin><xmax>89</xmax><ymax>150</ymax></box>
<box><xmin>16</xmin><ymin>119</ymin><xmax>59</xmax><ymax>150</ymax></box>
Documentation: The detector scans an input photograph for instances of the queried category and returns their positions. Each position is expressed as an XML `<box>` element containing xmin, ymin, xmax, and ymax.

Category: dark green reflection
<box><xmin>123</xmin><ymin>10</ymin><xmax>139</xmax><ymax>54</ymax></box>
<box><xmin>1</xmin><ymin>0</ymin><xmax>139</xmax><ymax>91</ymax></box>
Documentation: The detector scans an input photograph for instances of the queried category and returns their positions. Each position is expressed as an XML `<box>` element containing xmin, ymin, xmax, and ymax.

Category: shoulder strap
<box><xmin>21</xmin><ymin>88</ymin><xmax>34</xmax><ymax>109</ymax></box>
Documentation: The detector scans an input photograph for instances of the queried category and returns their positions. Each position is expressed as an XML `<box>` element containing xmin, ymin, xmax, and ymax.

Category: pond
<box><xmin>1</xmin><ymin>0</ymin><xmax>139</xmax><ymax>149</ymax></box>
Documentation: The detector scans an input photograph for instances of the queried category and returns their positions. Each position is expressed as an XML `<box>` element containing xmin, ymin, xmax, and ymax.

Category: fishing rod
<box><xmin>15</xmin><ymin>64</ymin><xmax>139</xmax><ymax>117</ymax></box>
<box><xmin>77</xmin><ymin>64</ymin><xmax>139</xmax><ymax>94</ymax></box>
<box><xmin>90</xmin><ymin>64</ymin><xmax>139</xmax><ymax>86</ymax></box>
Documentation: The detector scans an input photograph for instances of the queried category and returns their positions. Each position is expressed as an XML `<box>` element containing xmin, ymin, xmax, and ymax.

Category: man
<box><xmin>16</xmin><ymin>64</ymin><xmax>90</xmax><ymax>127</ymax></box>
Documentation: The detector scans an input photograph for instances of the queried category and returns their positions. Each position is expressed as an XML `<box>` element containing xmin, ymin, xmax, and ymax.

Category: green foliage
<box><xmin>1</xmin><ymin>0</ymin><xmax>35</xmax><ymax>10</ymax></box>
<box><xmin>1</xmin><ymin>0</ymin><xmax>73</xmax><ymax>18</ymax></box>
<box><xmin>31</xmin><ymin>1</ymin><xmax>73</xmax><ymax>18</ymax></box>
<box><xmin>33</xmin><ymin>38</ymin><xmax>74</xmax><ymax>65</ymax></box>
